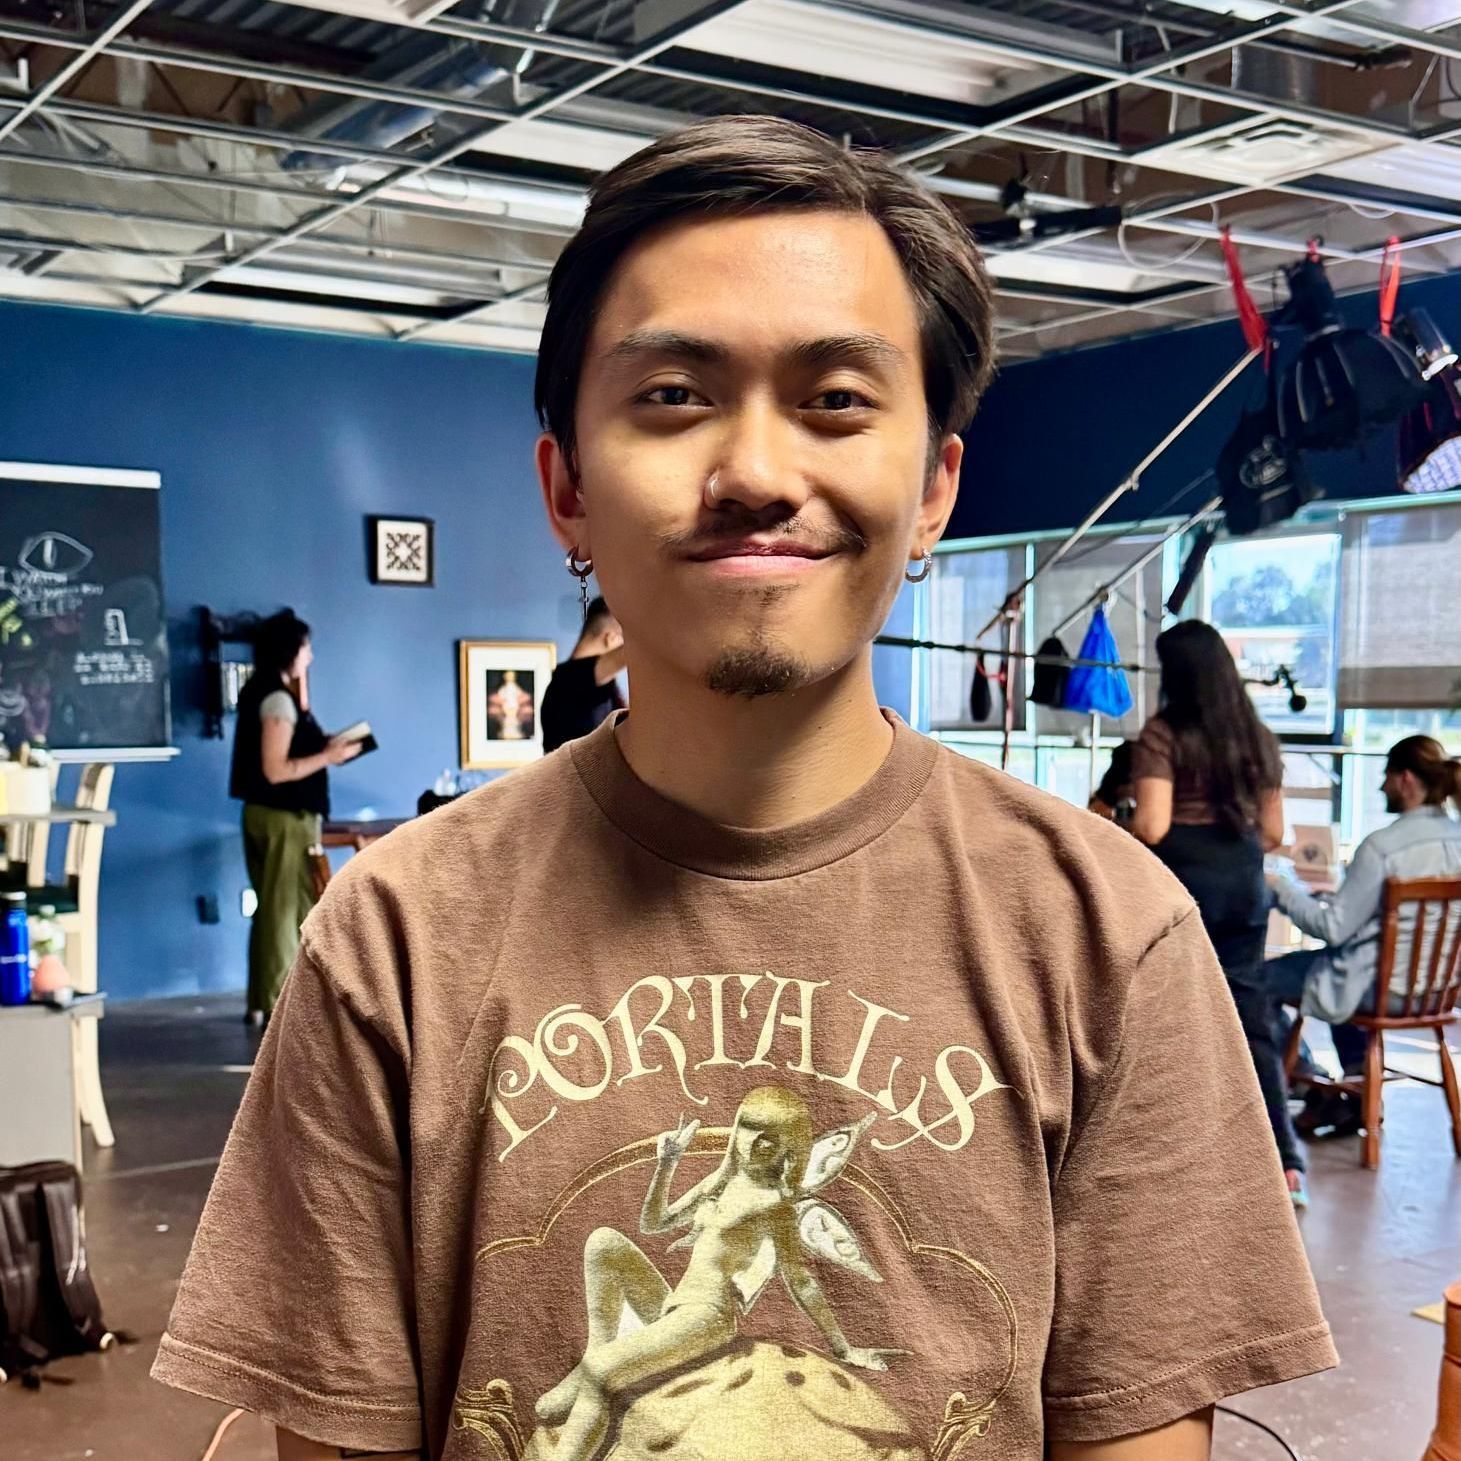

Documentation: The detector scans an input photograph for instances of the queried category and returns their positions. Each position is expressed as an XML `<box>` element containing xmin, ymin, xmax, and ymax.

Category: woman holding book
<box><xmin>229</xmin><ymin>610</ymin><xmax>361</xmax><ymax>1025</ymax></box>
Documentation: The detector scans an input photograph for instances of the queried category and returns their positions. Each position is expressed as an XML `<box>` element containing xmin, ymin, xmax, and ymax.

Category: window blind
<box><xmin>1338</xmin><ymin>502</ymin><xmax>1461</xmax><ymax>709</ymax></box>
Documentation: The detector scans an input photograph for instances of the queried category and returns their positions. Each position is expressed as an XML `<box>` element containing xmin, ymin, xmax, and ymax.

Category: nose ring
<box><xmin>706</xmin><ymin>470</ymin><xmax>720</xmax><ymax>504</ymax></box>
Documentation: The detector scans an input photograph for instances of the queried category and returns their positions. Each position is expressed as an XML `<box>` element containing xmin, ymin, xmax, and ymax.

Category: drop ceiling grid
<box><xmin>1</xmin><ymin>0</ymin><xmax>1459</xmax><ymax>352</ymax></box>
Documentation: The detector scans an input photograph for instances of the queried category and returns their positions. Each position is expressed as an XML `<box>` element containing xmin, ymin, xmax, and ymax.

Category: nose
<box><xmin>706</xmin><ymin>397</ymin><xmax>811</xmax><ymax>516</ymax></box>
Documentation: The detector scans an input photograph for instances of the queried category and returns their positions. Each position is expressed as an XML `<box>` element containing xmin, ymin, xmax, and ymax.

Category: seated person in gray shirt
<box><xmin>1266</xmin><ymin>735</ymin><xmax>1461</xmax><ymax>1114</ymax></box>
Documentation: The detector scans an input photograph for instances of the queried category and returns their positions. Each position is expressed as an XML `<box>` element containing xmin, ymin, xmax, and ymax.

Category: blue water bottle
<box><xmin>1</xmin><ymin>891</ymin><xmax>30</xmax><ymax>1005</ymax></box>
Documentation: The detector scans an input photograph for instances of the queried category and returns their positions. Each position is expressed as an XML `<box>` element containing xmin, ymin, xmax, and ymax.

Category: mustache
<box><xmin>660</xmin><ymin>510</ymin><xmax>869</xmax><ymax>557</ymax></box>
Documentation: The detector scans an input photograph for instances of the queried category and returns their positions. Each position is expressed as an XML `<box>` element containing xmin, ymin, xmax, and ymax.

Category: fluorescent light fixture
<box><xmin>470</xmin><ymin>116</ymin><xmax>652</xmax><ymax>173</ymax></box>
<box><xmin>339</xmin><ymin>163</ymin><xmax>588</xmax><ymax>228</ymax></box>
<box><xmin>676</xmin><ymin>0</ymin><xmax>1059</xmax><ymax>107</ymax></box>
<box><xmin>985</xmin><ymin>245</ymin><xmax>1217</xmax><ymax>296</ymax></box>
<box><xmin>1319</xmin><ymin>142</ymin><xmax>1461</xmax><ymax>204</ymax></box>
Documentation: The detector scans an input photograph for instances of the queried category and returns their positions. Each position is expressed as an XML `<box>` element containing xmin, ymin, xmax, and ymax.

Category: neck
<box><xmin>614</xmin><ymin>647</ymin><xmax>893</xmax><ymax>829</ymax></box>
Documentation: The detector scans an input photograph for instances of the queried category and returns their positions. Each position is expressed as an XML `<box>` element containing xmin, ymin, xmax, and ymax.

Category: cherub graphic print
<box><xmin>154</xmin><ymin>713</ymin><xmax>1336</xmax><ymax>1460</ymax></box>
<box><xmin>457</xmin><ymin>1062</ymin><xmax>1017</xmax><ymax>1461</ymax></box>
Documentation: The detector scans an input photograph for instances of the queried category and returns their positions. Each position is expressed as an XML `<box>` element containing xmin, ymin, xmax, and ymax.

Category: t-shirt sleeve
<box><xmin>1130</xmin><ymin>716</ymin><xmax>1174</xmax><ymax>783</ymax></box>
<box><xmin>258</xmin><ymin>689</ymin><xmax>298</xmax><ymax>725</ymax></box>
<box><xmin>150</xmin><ymin>950</ymin><xmax>420</xmax><ymax>1452</ymax></box>
<box><xmin>1042</xmin><ymin>909</ymin><xmax>1337</xmax><ymax>1443</ymax></box>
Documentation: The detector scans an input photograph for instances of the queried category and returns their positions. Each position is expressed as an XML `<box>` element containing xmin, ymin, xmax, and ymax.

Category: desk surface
<box><xmin>0</xmin><ymin>993</ymin><xmax>105</xmax><ymax>1021</ymax></box>
<box><xmin>322</xmin><ymin>818</ymin><xmax>408</xmax><ymax>848</ymax></box>
<box><xmin>0</xmin><ymin>804</ymin><xmax>116</xmax><ymax>827</ymax></box>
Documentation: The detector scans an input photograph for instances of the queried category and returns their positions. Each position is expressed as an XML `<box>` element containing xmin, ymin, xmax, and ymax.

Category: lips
<box><xmin>687</xmin><ymin>538</ymin><xmax>832</xmax><ymax>562</ymax></box>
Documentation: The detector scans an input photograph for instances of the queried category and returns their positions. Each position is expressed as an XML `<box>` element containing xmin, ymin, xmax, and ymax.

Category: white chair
<box><xmin>52</xmin><ymin>765</ymin><xmax>116</xmax><ymax>1150</ymax></box>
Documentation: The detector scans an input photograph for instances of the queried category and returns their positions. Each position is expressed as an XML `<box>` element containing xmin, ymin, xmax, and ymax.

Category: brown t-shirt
<box><xmin>153</xmin><ymin>713</ymin><xmax>1335</xmax><ymax>1457</ymax></box>
<box><xmin>1133</xmin><ymin>715</ymin><xmax>1282</xmax><ymax>827</ymax></box>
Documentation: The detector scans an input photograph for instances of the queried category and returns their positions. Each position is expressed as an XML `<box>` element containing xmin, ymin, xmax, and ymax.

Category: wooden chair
<box><xmin>307</xmin><ymin>843</ymin><xmax>332</xmax><ymax>903</ymax></box>
<box><xmin>1285</xmin><ymin>874</ymin><xmax>1461</xmax><ymax>1170</ymax></box>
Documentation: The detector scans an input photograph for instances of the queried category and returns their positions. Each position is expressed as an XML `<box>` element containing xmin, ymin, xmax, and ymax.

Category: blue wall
<box><xmin>955</xmin><ymin>270</ymin><xmax>1461</xmax><ymax>540</ymax></box>
<box><xmin>0</xmin><ymin>300</ymin><xmax>564</xmax><ymax>1000</ymax></box>
<box><xmin>8</xmin><ymin>266</ymin><xmax>1446</xmax><ymax>997</ymax></box>
<box><xmin>0</xmin><ymin>300</ymin><xmax>917</xmax><ymax>1001</ymax></box>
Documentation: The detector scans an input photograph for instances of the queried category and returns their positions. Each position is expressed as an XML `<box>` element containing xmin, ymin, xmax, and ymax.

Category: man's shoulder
<box><xmin>922</xmin><ymin>736</ymin><xmax>1194</xmax><ymax>943</ymax></box>
<box><xmin>302</xmin><ymin>751</ymin><xmax>582</xmax><ymax>955</ymax></box>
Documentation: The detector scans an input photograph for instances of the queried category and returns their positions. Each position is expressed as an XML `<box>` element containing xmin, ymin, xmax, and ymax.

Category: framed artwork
<box><xmin>458</xmin><ymin>639</ymin><xmax>557</xmax><ymax>769</ymax></box>
<box><xmin>368</xmin><ymin>515</ymin><xmax>435</xmax><ymax>587</ymax></box>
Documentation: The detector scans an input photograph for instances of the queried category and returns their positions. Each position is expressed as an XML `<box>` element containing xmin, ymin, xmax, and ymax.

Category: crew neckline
<box><xmin>569</xmin><ymin>709</ymin><xmax>938</xmax><ymax>880</ymax></box>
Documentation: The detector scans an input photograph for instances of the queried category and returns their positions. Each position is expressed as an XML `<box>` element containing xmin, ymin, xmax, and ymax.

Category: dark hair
<box><xmin>1387</xmin><ymin>735</ymin><xmax>1461</xmax><ymax>809</ymax></box>
<box><xmin>253</xmin><ymin>610</ymin><xmax>310</xmax><ymax>680</ymax></box>
<box><xmin>534</xmin><ymin>115</ymin><xmax>996</xmax><ymax>471</ymax></box>
<box><xmin>583</xmin><ymin>596</ymin><xmax>614</xmax><ymax>633</ymax></box>
<box><xmin>1155</xmin><ymin>619</ymin><xmax>1283</xmax><ymax>834</ymax></box>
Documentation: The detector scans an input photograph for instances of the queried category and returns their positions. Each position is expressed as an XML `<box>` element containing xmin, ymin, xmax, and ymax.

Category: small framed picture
<box><xmin>458</xmin><ymin>640</ymin><xmax>557</xmax><ymax>769</ymax></box>
<box><xmin>368</xmin><ymin>515</ymin><xmax>435</xmax><ymax>587</ymax></box>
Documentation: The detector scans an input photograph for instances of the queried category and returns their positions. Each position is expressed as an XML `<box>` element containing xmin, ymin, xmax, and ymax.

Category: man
<box><xmin>541</xmin><ymin>596</ymin><xmax>626</xmax><ymax>752</ymax></box>
<box><xmin>1269</xmin><ymin>734</ymin><xmax>1461</xmax><ymax>1132</ymax></box>
<box><xmin>153</xmin><ymin>117</ymin><xmax>1334</xmax><ymax>1461</ymax></box>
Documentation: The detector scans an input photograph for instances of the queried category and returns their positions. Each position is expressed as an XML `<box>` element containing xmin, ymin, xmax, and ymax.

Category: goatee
<box><xmin>704</xmin><ymin>646</ymin><xmax>811</xmax><ymax>699</ymax></box>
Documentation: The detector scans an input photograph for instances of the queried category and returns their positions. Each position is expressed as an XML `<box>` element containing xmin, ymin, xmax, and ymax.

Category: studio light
<box><xmin>1395</xmin><ymin>308</ymin><xmax>1459</xmax><ymax>381</ymax></box>
<box><xmin>1398</xmin><ymin>372</ymin><xmax>1461</xmax><ymax>494</ymax></box>
<box><xmin>1218</xmin><ymin>385</ymin><xmax>1321</xmax><ymax>536</ymax></box>
<box><xmin>1275</xmin><ymin>254</ymin><xmax>1421</xmax><ymax>450</ymax></box>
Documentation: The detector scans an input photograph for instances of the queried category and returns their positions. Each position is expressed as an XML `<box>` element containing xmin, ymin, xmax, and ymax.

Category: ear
<box><xmin>913</xmin><ymin>432</ymin><xmax>963</xmax><ymax>562</ymax></box>
<box><xmin>536</xmin><ymin>433</ymin><xmax>589</xmax><ymax>557</ymax></box>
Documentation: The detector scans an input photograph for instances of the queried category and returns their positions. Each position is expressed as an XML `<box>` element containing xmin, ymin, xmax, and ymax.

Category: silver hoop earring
<box><xmin>905</xmin><ymin>551</ymin><xmax>933</xmax><ymax>584</ymax></box>
<box><xmin>566</xmin><ymin>549</ymin><xmax>593</xmax><ymax>620</ymax></box>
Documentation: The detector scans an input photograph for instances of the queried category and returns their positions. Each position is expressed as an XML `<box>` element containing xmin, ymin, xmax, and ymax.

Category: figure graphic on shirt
<box><xmin>486</xmin><ymin>669</ymin><xmax>535</xmax><ymax>741</ymax></box>
<box><xmin>534</xmin><ymin>1086</ymin><xmax>901</xmax><ymax>1461</ymax></box>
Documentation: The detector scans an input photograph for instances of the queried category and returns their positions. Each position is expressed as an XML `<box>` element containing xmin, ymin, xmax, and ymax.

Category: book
<box><xmin>336</xmin><ymin>721</ymin><xmax>379</xmax><ymax>757</ymax></box>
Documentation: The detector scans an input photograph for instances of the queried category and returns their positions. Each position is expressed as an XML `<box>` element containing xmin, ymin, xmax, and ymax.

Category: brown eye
<box><xmin>807</xmin><ymin>389</ymin><xmax>874</xmax><ymax>411</ymax></box>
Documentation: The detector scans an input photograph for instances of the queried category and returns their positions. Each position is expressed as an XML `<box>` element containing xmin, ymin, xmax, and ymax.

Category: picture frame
<box><xmin>458</xmin><ymin>639</ymin><xmax>557</xmax><ymax>769</ymax></box>
<box><xmin>367</xmin><ymin>515</ymin><xmax>435</xmax><ymax>587</ymax></box>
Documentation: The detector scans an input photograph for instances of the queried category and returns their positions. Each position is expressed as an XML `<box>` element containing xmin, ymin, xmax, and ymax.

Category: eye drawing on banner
<box><xmin>367</xmin><ymin>514</ymin><xmax>435</xmax><ymax>587</ymax></box>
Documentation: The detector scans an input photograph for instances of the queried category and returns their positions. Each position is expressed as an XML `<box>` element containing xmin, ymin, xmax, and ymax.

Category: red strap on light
<box><xmin>1378</xmin><ymin>235</ymin><xmax>1401</xmax><ymax>336</ymax></box>
<box><xmin>1221</xmin><ymin>226</ymin><xmax>1270</xmax><ymax>359</ymax></box>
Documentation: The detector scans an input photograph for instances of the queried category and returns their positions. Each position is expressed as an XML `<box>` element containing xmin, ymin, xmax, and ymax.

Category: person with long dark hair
<box><xmin>228</xmin><ymin>611</ymin><xmax>360</xmax><ymax>1024</ymax></box>
<box><xmin>1132</xmin><ymin>620</ymin><xmax>1306</xmax><ymax>1203</ymax></box>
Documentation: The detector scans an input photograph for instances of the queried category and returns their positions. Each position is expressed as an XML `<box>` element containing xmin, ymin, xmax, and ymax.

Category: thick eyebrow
<box><xmin>603</xmin><ymin>329</ymin><xmax>907</xmax><ymax>374</ymax></box>
<box><xmin>785</xmin><ymin>332</ymin><xmax>907</xmax><ymax>374</ymax></box>
<box><xmin>605</xmin><ymin>329</ymin><xmax>728</xmax><ymax>366</ymax></box>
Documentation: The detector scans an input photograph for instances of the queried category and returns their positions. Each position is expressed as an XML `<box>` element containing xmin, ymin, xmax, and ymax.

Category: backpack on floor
<box><xmin>0</xmin><ymin>1161</ymin><xmax>123</xmax><ymax>1386</ymax></box>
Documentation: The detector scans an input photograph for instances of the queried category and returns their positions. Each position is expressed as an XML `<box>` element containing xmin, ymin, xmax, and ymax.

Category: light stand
<box><xmin>974</xmin><ymin>349</ymin><xmax>1260</xmax><ymax>645</ymax></box>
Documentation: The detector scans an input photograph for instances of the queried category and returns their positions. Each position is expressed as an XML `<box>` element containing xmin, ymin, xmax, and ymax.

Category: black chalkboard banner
<box><xmin>0</xmin><ymin>462</ymin><xmax>172</xmax><ymax>755</ymax></box>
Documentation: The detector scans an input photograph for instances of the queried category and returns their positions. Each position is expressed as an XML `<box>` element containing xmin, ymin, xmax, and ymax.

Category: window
<box><xmin>1338</xmin><ymin>502</ymin><xmax>1461</xmax><ymax>709</ymax></box>
<box><xmin>928</xmin><ymin>544</ymin><xmax>1026</xmax><ymax>732</ymax></box>
<box><xmin>1029</xmin><ymin>535</ymin><xmax>1164</xmax><ymax>738</ymax></box>
<box><xmin>1200</xmin><ymin>531</ymin><xmax>1340</xmax><ymax>735</ymax></box>
<box><xmin>1339</xmin><ymin>709</ymin><xmax>1461</xmax><ymax>846</ymax></box>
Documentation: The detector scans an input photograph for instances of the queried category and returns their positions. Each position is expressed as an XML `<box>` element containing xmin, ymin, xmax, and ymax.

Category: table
<box><xmin>321</xmin><ymin>818</ymin><xmax>408</xmax><ymax>851</ymax></box>
<box><xmin>0</xmin><ymin>996</ymin><xmax>105</xmax><ymax>1169</ymax></box>
<box><xmin>0</xmin><ymin>805</ymin><xmax>117</xmax><ymax>827</ymax></box>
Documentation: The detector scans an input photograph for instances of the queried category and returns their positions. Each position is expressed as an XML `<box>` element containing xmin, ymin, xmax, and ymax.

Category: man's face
<box><xmin>539</xmin><ymin>210</ymin><xmax>962</xmax><ymax>697</ymax></box>
<box><xmin>1385</xmin><ymin>771</ymin><xmax>1420</xmax><ymax>818</ymax></box>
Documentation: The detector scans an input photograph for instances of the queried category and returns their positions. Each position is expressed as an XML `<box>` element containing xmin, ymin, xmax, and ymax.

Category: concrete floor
<box><xmin>2</xmin><ymin>995</ymin><xmax>1457</xmax><ymax>1461</ymax></box>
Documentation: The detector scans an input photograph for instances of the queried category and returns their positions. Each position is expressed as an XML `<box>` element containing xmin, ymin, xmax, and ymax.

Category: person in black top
<box><xmin>229</xmin><ymin>611</ymin><xmax>360</xmax><ymax>1023</ymax></box>
<box><xmin>541</xmin><ymin>597</ymin><xmax>627</xmax><ymax>753</ymax></box>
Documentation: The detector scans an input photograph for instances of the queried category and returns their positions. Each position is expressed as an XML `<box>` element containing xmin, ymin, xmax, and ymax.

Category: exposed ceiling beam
<box><xmin>891</xmin><ymin>0</ymin><xmax>1378</xmax><ymax>167</ymax></box>
<box><xmin>134</xmin><ymin>0</ymin><xmax>753</xmax><ymax>314</ymax></box>
<box><xmin>0</xmin><ymin>0</ymin><xmax>154</xmax><ymax>147</ymax></box>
